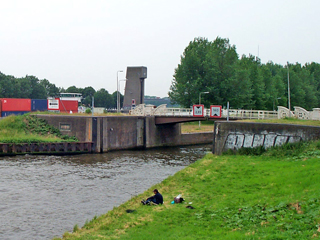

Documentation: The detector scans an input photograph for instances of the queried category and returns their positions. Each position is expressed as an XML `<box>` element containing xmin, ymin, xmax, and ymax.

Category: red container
<box><xmin>48</xmin><ymin>98</ymin><xmax>78</xmax><ymax>113</ymax></box>
<box><xmin>0</xmin><ymin>98</ymin><xmax>31</xmax><ymax>111</ymax></box>
<box><xmin>60</xmin><ymin>100</ymin><xmax>78</xmax><ymax>113</ymax></box>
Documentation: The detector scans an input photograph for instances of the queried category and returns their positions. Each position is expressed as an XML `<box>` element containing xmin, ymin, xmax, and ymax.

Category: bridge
<box><xmin>130</xmin><ymin>104</ymin><xmax>320</xmax><ymax>124</ymax></box>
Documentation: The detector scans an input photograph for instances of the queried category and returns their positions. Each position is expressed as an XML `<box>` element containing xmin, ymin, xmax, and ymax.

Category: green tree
<box><xmin>26</xmin><ymin>75</ymin><xmax>46</xmax><ymax>99</ymax></box>
<box><xmin>40</xmin><ymin>79</ymin><xmax>59</xmax><ymax>97</ymax></box>
<box><xmin>94</xmin><ymin>88</ymin><xmax>113</xmax><ymax>108</ymax></box>
<box><xmin>210</xmin><ymin>37</ymin><xmax>238</xmax><ymax>106</ymax></box>
<box><xmin>228</xmin><ymin>66</ymin><xmax>253</xmax><ymax>108</ymax></box>
<box><xmin>66</xmin><ymin>86</ymin><xmax>83</xmax><ymax>94</ymax></box>
<box><xmin>304</xmin><ymin>62</ymin><xmax>320</xmax><ymax>107</ymax></box>
<box><xmin>82</xmin><ymin>87</ymin><xmax>96</xmax><ymax>106</ymax></box>
<box><xmin>0</xmin><ymin>74</ymin><xmax>15</xmax><ymax>97</ymax></box>
<box><xmin>286</xmin><ymin>64</ymin><xmax>306</xmax><ymax>109</ymax></box>
<box><xmin>169</xmin><ymin>37</ymin><xmax>238</xmax><ymax>108</ymax></box>
<box><xmin>169</xmin><ymin>37</ymin><xmax>212</xmax><ymax>107</ymax></box>
<box><xmin>292</xmin><ymin>63</ymin><xmax>317</xmax><ymax>110</ymax></box>
<box><xmin>111</xmin><ymin>92</ymin><xmax>117</xmax><ymax>109</ymax></box>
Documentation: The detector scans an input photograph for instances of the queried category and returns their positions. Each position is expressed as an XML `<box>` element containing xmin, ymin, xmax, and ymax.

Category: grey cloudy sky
<box><xmin>1</xmin><ymin>0</ymin><xmax>319</xmax><ymax>97</ymax></box>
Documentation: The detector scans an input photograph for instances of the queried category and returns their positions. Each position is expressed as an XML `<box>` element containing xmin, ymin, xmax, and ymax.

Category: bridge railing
<box><xmin>160</xmin><ymin>108</ymin><xmax>193</xmax><ymax>116</ymax></box>
<box><xmin>158</xmin><ymin>108</ymin><xmax>278</xmax><ymax>119</ymax></box>
<box><xmin>130</xmin><ymin>104</ymin><xmax>284</xmax><ymax>120</ymax></box>
<box><xmin>225</xmin><ymin>109</ymin><xmax>278</xmax><ymax>119</ymax></box>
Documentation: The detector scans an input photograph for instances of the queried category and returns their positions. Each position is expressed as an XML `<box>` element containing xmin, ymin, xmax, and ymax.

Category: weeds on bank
<box><xmin>0</xmin><ymin>114</ymin><xmax>77</xmax><ymax>143</ymax></box>
<box><xmin>55</xmin><ymin>140</ymin><xmax>320</xmax><ymax>240</ymax></box>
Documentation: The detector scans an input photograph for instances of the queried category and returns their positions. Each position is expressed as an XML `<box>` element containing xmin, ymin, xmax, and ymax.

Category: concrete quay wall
<box><xmin>36</xmin><ymin>115</ymin><xmax>213</xmax><ymax>152</ymax></box>
<box><xmin>213</xmin><ymin>121</ymin><xmax>320</xmax><ymax>155</ymax></box>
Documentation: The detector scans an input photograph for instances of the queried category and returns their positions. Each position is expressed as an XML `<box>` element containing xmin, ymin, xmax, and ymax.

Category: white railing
<box><xmin>130</xmin><ymin>104</ymin><xmax>279</xmax><ymax>119</ymax></box>
<box><xmin>129</xmin><ymin>104</ymin><xmax>320</xmax><ymax>120</ymax></box>
<box><xmin>225</xmin><ymin>109</ymin><xmax>278</xmax><ymax>119</ymax></box>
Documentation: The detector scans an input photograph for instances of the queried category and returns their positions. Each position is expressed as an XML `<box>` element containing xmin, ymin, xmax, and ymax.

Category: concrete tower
<box><xmin>123</xmin><ymin>66</ymin><xmax>147</xmax><ymax>110</ymax></box>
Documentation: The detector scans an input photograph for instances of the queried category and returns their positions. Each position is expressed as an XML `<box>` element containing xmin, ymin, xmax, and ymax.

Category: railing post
<box><xmin>227</xmin><ymin>102</ymin><xmax>229</xmax><ymax>121</ymax></box>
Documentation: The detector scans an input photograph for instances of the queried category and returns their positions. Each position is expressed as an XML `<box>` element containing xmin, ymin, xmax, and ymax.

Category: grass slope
<box><xmin>56</xmin><ymin>141</ymin><xmax>320</xmax><ymax>240</ymax></box>
<box><xmin>0</xmin><ymin>114</ymin><xmax>77</xmax><ymax>143</ymax></box>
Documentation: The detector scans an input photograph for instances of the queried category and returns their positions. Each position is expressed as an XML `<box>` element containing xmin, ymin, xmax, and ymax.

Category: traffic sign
<box><xmin>210</xmin><ymin>105</ymin><xmax>222</xmax><ymax>118</ymax></box>
<box><xmin>193</xmin><ymin>105</ymin><xmax>204</xmax><ymax>117</ymax></box>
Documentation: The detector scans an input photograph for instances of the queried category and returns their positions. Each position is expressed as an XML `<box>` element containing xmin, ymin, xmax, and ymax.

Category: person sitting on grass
<box><xmin>141</xmin><ymin>189</ymin><xmax>163</xmax><ymax>205</ymax></box>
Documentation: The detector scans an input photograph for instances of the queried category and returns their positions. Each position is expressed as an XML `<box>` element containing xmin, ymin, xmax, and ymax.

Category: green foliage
<box><xmin>94</xmin><ymin>88</ymin><xmax>114</xmax><ymax>108</ymax></box>
<box><xmin>169</xmin><ymin>37</ymin><xmax>320</xmax><ymax>110</ymax></box>
<box><xmin>0</xmin><ymin>73</ymin><xmax>58</xmax><ymax>99</ymax></box>
<box><xmin>85</xmin><ymin>108</ymin><xmax>92</xmax><ymax>114</ymax></box>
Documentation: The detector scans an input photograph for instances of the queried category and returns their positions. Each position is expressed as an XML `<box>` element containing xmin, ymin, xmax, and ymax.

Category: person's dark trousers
<box><xmin>146</xmin><ymin>197</ymin><xmax>157</xmax><ymax>205</ymax></box>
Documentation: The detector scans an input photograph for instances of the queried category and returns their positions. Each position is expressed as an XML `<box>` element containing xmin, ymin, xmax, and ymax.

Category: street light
<box><xmin>287</xmin><ymin>62</ymin><xmax>291</xmax><ymax>117</ymax></box>
<box><xmin>273</xmin><ymin>97</ymin><xmax>281</xmax><ymax>111</ymax></box>
<box><xmin>117</xmin><ymin>70</ymin><xmax>123</xmax><ymax>112</ymax></box>
<box><xmin>118</xmin><ymin>79</ymin><xmax>127</xmax><ymax>111</ymax></box>
<box><xmin>199</xmin><ymin>91</ymin><xmax>209</xmax><ymax>128</ymax></box>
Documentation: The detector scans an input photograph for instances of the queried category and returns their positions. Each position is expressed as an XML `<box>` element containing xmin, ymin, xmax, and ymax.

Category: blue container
<box><xmin>1</xmin><ymin>111</ymin><xmax>30</xmax><ymax>117</ymax></box>
<box><xmin>31</xmin><ymin>99</ymin><xmax>48</xmax><ymax>112</ymax></box>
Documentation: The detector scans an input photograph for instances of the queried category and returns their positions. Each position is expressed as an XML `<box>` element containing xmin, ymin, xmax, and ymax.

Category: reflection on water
<box><xmin>0</xmin><ymin>145</ymin><xmax>211</xmax><ymax>240</ymax></box>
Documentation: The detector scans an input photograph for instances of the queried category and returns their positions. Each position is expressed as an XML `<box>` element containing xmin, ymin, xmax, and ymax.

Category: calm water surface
<box><xmin>0</xmin><ymin>145</ymin><xmax>211</xmax><ymax>240</ymax></box>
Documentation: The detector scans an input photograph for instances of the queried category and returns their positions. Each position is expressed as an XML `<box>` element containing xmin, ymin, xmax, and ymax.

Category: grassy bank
<box><xmin>55</xmin><ymin>140</ymin><xmax>320</xmax><ymax>240</ymax></box>
<box><xmin>240</xmin><ymin>117</ymin><xmax>320</xmax><ymax>127</ymax></box>
<box><xmin>181</xmin><ymin>121</ymin><xmax>214</xmax><ymax>133</ymax></box>
<box><xmin>181</xmin><ymin>118</ymin><xmax>320</xmax><ymax>133</ymax></box>
<box><xmin>0</xmin><ymin>114</ymin><xmax>77</xmax><ymax>143</ymax></box>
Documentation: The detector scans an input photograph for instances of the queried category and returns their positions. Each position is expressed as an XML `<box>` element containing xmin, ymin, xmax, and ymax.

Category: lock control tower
<box><xmin>123</xmin><ymin>66</ymin><xmax>147</xmax><ymax>110</ymax></box>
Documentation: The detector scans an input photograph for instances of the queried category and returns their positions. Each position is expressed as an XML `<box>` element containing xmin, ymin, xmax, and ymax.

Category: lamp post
<box><xmin>287</xmin><ymin>62</ymin><xmax>291</xmax><ymax>117</ymax></box>
<box><xmin>199</xmin><ymin>91</ymin><xmax>209</xmax><ymax>128</ymax></box>
<box><xmin>117</xmin><ymin>70</ymin><xmax>123</xmax><ymax>112</ymax></box>
<box><xmin>118</xmin><ymin>79</ymin><xmax>127</xmax><ymax>111</ymax></box>
<box><xmin>273</xmin><ymin>97</ymin><xmax>281</xmax><ymax>111</ymax></box>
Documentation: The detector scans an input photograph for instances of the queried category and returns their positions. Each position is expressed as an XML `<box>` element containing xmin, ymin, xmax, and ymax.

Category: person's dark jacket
<box><xmin>154</xmin><ymin>192</ymin><xmax>163</xmax><ymax>204</ymax></box>
<box><xmin>147</xmin><ymin>192</ymin><xmax>163</xmax><ymax>204</ymax></box>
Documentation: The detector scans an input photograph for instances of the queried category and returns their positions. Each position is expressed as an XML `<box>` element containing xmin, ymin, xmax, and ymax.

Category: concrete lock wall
<box><xmin>37</xmin><ymin>115</ymin><xmax>213</xmax><ymax>153</ymax></box>
<box><xmin>37</xmin><ymin>115</ymin><xmax>92</xmax><ymax>142</ymax></box>
<box><xmin>213</xmin><ymin>121</ymin><xmax>320</xmax><ymax>155</ymax></box>
<box><xmin>101</xmin><ymin>116</ymin><xmax>145</xmax><ymax>152</ymax></box>
<box><xmin>180</xmin><ymin>132</ymin><xmax>213</xmax><ymax>145</ymax></box>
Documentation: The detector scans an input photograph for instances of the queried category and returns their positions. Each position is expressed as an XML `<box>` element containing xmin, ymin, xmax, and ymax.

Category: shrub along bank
<box><xmin>0</xmin><ymin>114</ymin><xmax>77</xmax><ymax>143</ymax></box>
<box><xmin>55</xmin><ymin>140</ymin><xmax>320</xmax><ymax>240</ymax></box>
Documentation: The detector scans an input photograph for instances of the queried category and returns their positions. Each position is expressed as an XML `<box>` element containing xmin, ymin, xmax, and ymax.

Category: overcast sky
<box><xmin>1</xmin><ymin>0</ymin><xmax>319</xmax><ymax>97</ymax></box>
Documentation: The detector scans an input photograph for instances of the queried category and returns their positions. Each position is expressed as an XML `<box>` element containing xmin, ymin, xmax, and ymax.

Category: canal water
<box><xmin>0</xmin><ymin>145</ymin><xmax>211</xmax><ymax>240</ymax></box>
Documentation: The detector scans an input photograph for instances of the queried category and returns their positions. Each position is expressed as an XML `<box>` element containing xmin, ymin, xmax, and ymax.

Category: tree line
<box><xmin>169</xmin><ymin>37</ymin><xmax>320</xmax><ymax>111</ymax></box>
<box><xmin>0</xmin><ymin>72</ymin><xmax>122</xmax><ymax>109</ymax></box>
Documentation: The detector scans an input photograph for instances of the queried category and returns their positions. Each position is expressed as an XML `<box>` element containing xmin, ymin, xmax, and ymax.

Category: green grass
<box><xmin>0</xmin><ymin>114</ymin><xmax>77</xmax><ymax>143</ymax></box>
<box><xmin>54</xmin><ymin>140</ymin><xmax>320</xmax><ymax>240</ymax></box>
<box><xmin>240</xmin><ymin>117</ymin><xmax>320</xmax><ymax>127</ymax></box>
